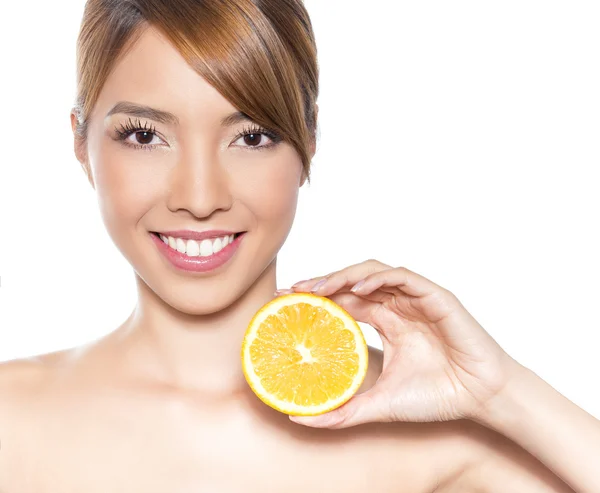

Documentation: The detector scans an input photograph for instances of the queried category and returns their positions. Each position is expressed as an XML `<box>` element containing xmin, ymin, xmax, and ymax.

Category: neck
<box><xmin>113</xmin><ymin>259</ymin><xmax>278</xmax><ymax>396</ymax></box>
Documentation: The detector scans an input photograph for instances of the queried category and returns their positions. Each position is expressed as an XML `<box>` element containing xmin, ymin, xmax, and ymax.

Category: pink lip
<box><xmin>150</xmin><ymin>231</ymin><xmax>245</xmax><ymax>273</ymax></box>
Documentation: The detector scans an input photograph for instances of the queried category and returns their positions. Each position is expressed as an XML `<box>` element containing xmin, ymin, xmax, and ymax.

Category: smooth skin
<box><xmin>279</xmin><ymin>261</ymin><xmax>600</xmax><ymax>492</ymax></box>
<box><xmin>0</xmin><ymin>26</ymin><xmax>590</xmax><ymax>492</ymax></box>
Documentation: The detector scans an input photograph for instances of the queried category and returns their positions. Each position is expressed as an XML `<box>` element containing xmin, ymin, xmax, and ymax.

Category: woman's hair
<box><xmin>72</xmin><ymin>0</ymin><xmax>319</xmax><ymax>181</ymax></box>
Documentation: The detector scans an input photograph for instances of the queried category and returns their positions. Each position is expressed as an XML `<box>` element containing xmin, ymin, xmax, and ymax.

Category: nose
<box><xmin>166</xmin><ymin>147</ymin><xmax>233</xmax><ymax>219</ymax></box>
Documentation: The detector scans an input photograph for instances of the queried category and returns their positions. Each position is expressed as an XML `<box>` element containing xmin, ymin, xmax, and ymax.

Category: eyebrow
<box><xmin>105</xmin><ymin>101</ymin><xmax>253</xmax><ymax>127</ymax></box>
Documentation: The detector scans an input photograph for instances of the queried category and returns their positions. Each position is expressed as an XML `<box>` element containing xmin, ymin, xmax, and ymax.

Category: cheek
<box><xmin>234</xmin><ymin>157</ymin><xmax>302</xmax><ymax>225</ymax></box>
<box><xmin>91</xmin><ymin>145</ymin><xmax>163</xmax><ymax>231</ymax></box>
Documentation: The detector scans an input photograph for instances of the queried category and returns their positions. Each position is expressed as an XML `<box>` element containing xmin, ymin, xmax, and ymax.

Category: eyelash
<box><xmin>233</xmin><ymin>124</ymin><xmax>282</xmax><ymax>151</ymax></box>
<box><xmin>113</xmin><ymin>117</ymin><xmax>282</xmax><ymax>152</ymax></box>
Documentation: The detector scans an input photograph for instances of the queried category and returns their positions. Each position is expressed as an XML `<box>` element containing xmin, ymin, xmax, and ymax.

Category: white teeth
<box><xmin>176</xmin><ymin>238</ymin><xmax>186</xmax><ymax>253</ymax></box>
<box><xmin>212</xmin><ymin>237</ymin><xmax>223</xmax><ymax>254</ymax></box>
<box><xmin>186</xmin><ymin>239</ymin><xmax>200</xmax><ymax>256</ymax></box>
<box><xmin>160</xmin><ymin>233</ymin><xmax>238</xmax><ymax>257</ymax></box>
<box><xmin>199</xmin><ymin>239</ymin><xmax>213</xmax><ymax>257</ymax></box>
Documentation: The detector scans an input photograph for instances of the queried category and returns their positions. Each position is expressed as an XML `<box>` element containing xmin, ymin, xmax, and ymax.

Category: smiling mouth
<box><xmin>151</xmin><ymin>231</ymin><xmax>245</xmax><ymax>257</ymax></box>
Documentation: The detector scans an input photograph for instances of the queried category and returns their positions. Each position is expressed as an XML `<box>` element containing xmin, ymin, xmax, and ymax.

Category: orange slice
<box><xmin>241</xmin><ymin>292</ymin><xmax>369</xmax><ymax>416</ymax></box>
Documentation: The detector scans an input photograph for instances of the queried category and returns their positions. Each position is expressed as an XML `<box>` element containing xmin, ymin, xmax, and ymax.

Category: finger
<box><xmin>327</xmin><ymin>289</ymin><xmax>388</xmax><ymax>307</ymax></box>
<box><xmin>290</xmin><ymin>273</ymin><xmax>334</xmax><ymax>291</ymax></box>
<box><xmin>296</xmin><ymin>259</ymin><xmax>392</xmax><ymax>296</ymax></box>
<box><xmin>274</xmin><ymin>287</ymin><xmax>388</xmax><ymax>329</ymax></box>
<box><xmin>350</xmin><ymin>266</ymin><xmax>447</xmax><ymax>299</ymax></box>
<box><xmin>326</xmin><ymin>291</ymin><xmax>382</xmax><ymax>325</ymax></box>
<box><xmin>274</xmin><ymin>288</ymin><xmax>295</xmax><ymax>296</ymax></box>
<box><xmin>289</xmin><ymin>387</ymin><xmax>389</xmax><ymax>429</ymax></box>
<box><xmin>293</xmin><ymin>282</ymin><xmax>400</xmax><ymax>299</ymax></box>
<box><xmin>276</xmin><ymin>286</ymin><xmax>393</xmax><ymax>300</ymax></box>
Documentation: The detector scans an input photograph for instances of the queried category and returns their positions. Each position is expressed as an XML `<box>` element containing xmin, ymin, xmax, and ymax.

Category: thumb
<box><xmin>288</xmin><ymin>390</ymin><xmax>383</xmax><ymax>429</ymax></box>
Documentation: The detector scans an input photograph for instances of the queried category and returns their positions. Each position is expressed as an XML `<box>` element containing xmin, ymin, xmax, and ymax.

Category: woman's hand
<box><xmin>276</xmin><ymin>259</ymin><xmax>522</xmax><ymax>429</ymax></box>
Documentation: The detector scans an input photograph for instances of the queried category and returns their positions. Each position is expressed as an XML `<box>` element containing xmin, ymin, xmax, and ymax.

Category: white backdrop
<box><xmin>0</xmin><ymin>1</ymin><xmax>598</xmax><ymax>418</ymax></box>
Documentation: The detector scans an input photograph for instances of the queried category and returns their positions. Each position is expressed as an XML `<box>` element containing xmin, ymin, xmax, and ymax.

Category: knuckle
<box><xmin>447</xmin><ymin>289</ymin><xmax>461</xmax><ymax>304</ymax></box>
<box><xmin>437</xmin><ymin>287</ymin><xmax>459</xmax><ymax>305</ymax></box>
<box><xmin>364</xmin><ymin>259</ymin><xmax>387</xmax><ymax>275</ymax></box>
<box><xmin>440</xmin><ymin>285</ymin><xmax>456</xmax><ymax>298</ymax></box>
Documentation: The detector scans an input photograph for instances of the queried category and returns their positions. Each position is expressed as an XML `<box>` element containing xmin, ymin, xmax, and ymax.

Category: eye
<box><xmin>126</xmin><ymin>130</ymin><xmax>164</xmax><ymax>147</ymax></box>
<box><xmin>113</xmin><ymin>118</ymin><xmax>167</xmax><ymax>151</ymax></box>
<box><xmin>231</xmin><ymin>123</ymin><xmax>282</xmax><ymax>151</ymax></box>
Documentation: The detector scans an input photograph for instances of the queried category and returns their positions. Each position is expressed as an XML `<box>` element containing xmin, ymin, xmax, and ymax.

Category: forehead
<box><xmin>93</xmin><ymin>26</ymin><xmax>236</xmax><ymax>125</ymax></box>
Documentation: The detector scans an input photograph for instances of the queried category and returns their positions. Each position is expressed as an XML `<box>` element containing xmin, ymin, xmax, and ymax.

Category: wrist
<box><xmin>470</xmin><ymin>358</ymin><xmax>532</xmax><ymax>432</ymax></box>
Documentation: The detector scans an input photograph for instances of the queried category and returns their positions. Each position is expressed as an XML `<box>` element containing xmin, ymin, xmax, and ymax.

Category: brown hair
<box><xmin>72</xmin><ymin>0</ymin><xmax>319</xmax><ymax>181</ymax></box>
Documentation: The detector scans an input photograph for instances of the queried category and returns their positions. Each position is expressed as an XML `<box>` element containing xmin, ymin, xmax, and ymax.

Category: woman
<box><xmin>0</xmin><ymin>0</ymin><xmax>598</xmax><ymax>491</ymax></box>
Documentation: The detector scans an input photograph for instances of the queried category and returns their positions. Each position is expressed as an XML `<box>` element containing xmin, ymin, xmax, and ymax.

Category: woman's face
<box><xmin>72</xmin><ymin>27</ymin><xmax>309</xmax><ymax>315</ymax></box>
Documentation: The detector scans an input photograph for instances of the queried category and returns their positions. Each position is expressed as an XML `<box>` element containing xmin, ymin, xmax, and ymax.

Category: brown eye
<box><xmin>230</xmin><ymin>123</ymin><xmax>281</xmax><ymax>151</ymax></box>
<box><xmin>135</xmin><ymin>131</ymin><xmax>155</xmax><ymax>145</ymax></box>
<box><xmin>123</xmin><ymin>129</ymin><xmax>165</xmax><ymax>149</ymax></box>
<box><xmin>114</xmin><ymin>119</ymin><xmax>167</xmax><ymax>151</ymax></box>
<box><xmin>243</xmin><ymin>133</ymin><xmax>263</xmax><ymax>146</ymax></box>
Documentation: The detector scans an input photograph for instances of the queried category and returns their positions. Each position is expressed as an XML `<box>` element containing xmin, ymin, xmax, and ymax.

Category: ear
<box><xmin>70</xmin><ymin>110</ymin><xmax>95</xmax><ymax>189</ymax></box>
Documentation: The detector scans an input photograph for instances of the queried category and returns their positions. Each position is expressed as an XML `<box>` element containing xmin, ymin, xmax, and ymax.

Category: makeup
<box><xmin>150</xmin><ymin>231</ymin><xmax>245</xmax><ymax>273</ymax></box>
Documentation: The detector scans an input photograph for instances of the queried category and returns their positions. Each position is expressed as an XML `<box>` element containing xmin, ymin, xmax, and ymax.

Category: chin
<box><xmin>161</xmin><ymin>287</ymin><xmax>248</xmax><ymax>316</ymax></box>
<box><xmin>146</xmin><ymin>260</ymin><xmax>269</xmax><ymax>316</ymax></box>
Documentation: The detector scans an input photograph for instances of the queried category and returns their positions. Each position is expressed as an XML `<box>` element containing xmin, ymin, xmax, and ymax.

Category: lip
<box><xmin>150</xmin><ymin>231</ymin><xmax>245</xmax><ymax>273</ymax></box>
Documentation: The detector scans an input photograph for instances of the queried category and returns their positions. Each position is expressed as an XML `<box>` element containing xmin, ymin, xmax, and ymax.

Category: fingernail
<box><xmin>291</xmin><ymin>280</ymin><xmax>308</xmax><ymax>288</ymax></box>
<box><xmin>290</xmin><ymin>413</ymin><xmax>338</xmax><ymax>427</ymax></box>
<box><xmin>310</xmin><ymin>278</ymin><xmax>328</xmax><ymax>293</ymax></box>
<box><xmin>350</xmin><ymin>280</ymin><xmax>365</xmax><ymax>292</ymax></box>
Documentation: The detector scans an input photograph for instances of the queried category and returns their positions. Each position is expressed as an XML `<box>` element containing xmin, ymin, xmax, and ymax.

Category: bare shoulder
<box><xmin>358</xmin><ymin>347</ymin><xmax>576</xmax><ymax>493</ymax></box>
<box><xmin>353</xmin><ymin>346</ymin><xmax>574</xmax><ymax>492</ymax></box>
<box><xmin>0</xmin><ymin>353</ymin><xmax>51</xmax><ymax>402</ymax></box>
<box><xmin>0</xmin><ymin>351</ymin><xmax>69</xmax><ymax>488</ymax></box>
<box><xmin>0</xmin><ymin>348</ymin><xmax>77</xmax><ymax>416</ymax></box>
<box><xmin>357</xmin><ymin>348</ymin><xmax>576</xmax><ymax>492</ymax></box>
<box><xmin>0</xmin><ymin>344</ymin><xmax>93</xmax><ymax>406</ymax></box>
<box><xmin>353</xmin><ymin>346</ymin><xmax>492</xmax><ymax>493</ymax></box>
<box><xmin>443</xmin><ymin>423</ymin><xmax>576</xmax><ymax>493</ymax></box>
